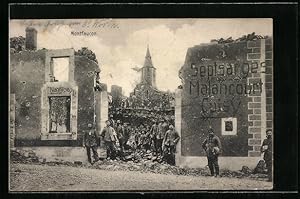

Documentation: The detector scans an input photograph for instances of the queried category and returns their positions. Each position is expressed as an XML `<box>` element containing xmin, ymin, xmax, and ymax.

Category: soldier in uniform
<box><xmin>116</xmin><ymin>120</ymin><xmax>125</xmax><ymax>160</ymax></box>
<box><xmin>162</xmin><ymin>125</ymin><xmax>180</xmax><ymax>165</ymax></box>
<box><xmin>149</xmin><ymin>121</ymin><xmax>159</xmax><ymax>154</ymax></box>
<box><xmin>202</xmin><ymin>128</ymin><xmax>222</xmax><ymax>177</ymax></box>
<box><xmin>83</xmin><ymin>123</ymin><xmax>99</xmax><ymax>164</ymax></box>
<box><xmin>261</xmin><ymin>129</ymin><xmax>273</xmax><ymax>181</ymax></box>
<box><xmin>101</xmin><ymin>120</ymin><xmax>118</xmax><ymax>160</ymax></box>
<box><xmin>161</xmin><ymin>119</ymin><xmax>169</xmax><ymax>137</ymax></box>
<box><xmin>123</xmin><ymin>123</ymin><xmax>130</xmax><ymax>149</ymax></box>
<box><xmin>156</xmin><ymin>120</ymin><xmax>164</xmax><ymax>156</ymax></box>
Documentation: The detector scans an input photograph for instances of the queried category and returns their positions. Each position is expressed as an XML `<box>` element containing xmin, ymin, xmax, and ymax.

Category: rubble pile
<box><xmin>218</xmin><ymin>165</ymin><xmax>267</xmax><ymax>180</ymax></box>
<box><xmin>123</xmin><ymin>150</ymin><xmax>163</xmax><ymax>163</ymax></box>
<box><xmin>92</xmin><ymin>159</ymin><xmax>268</xmax><ymax>179</ymax></box>
<box><xmin>92</xmin><ymin>159</ymin><xmax>210</xmax><ymax>177</ymax></box>
<box><xmin>10</xmin><ymin>149</ymin><xmax>269</xmax><ymax>180</ymax></box>
<box><xmin>210</xmin><ymin>32</ymin><xmax>269</xmax><ymax>44</ymax></box>
<box><xmin>11</xmin><ymin>149</ymin><xmax>39</xmax><ymax>164</ymax></box>
<box><xmin>10</xmin><ymin>149</ymin><xmax>87</xmax><ymax>167</ymax></box>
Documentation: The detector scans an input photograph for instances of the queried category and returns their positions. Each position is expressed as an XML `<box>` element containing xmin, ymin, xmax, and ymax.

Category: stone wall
<box><xmin>10</xmin><ymin>50</ymin><xmax>102</xmax><ymax>146</ymax></box>
<box><xmin>179</xmin><ymin>41</ymin><xmax>251</xmax><ymax>157</ymax></box>
<box><xmin>177</xmin><ymin>37</ymin><xmax>273</xmax><ymax>160</ymax></box>
<box><xmin>10</xmin><ymin>50</ymin><xmax>46</xmax><ymax>144</ymax></box>
<box><xmin>74</xmin><ymin>56</ymin><xmax>100</xmax><ymax>145</ymax></box>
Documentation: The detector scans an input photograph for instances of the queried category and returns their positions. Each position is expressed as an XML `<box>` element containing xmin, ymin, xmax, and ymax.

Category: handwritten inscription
<box><xmin>22</xmin><ymin>19</ymin><xmax>119</xmax><ymax>32</ymax></box>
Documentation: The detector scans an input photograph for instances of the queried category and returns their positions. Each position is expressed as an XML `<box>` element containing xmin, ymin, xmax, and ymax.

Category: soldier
<box><xmin>116</xmin><ymin>120</ymin><xmax>125</xmax><ymax>150</ymax></box>
<box><xmin>101</xmin><ymin>120</ymin><xmax>118</xmax><ymax>160</ymax></box>
<box><xmin>126</xmin><ymin>126</ymin><xmax>137</xmax><ymax>151</ymax></box>
<box><xmin>161</xmin><ymin>119</ymin><xmax>169</xmax><ymax>137</ymax></box>
<box><xmin>149</xmin><ymin>121</ymin><xmax>159</xmax><ymax>154</ymax></box>
<box><xmin>116</xmin><ymin>120</ymin><xmax>125</xmax><ymax>160</ymax></box>
<box><xmin>123</xmin><ymin>123</ymin><xmax>130</xmax><ymax>149</ymax></box>
<box><xmin>109</xmin><ymin>115</ymin><xmax>116</xmax><ymax>129</ymax></box>
<box><xmin>155</xmin><ymin>120</ymin><xmax>164</xmax><ymax>156</ymax></box>
<box><xmin>202</xmin><ymin>128</ymin><xmax>222</xmax><ymax>177</ymax></box>
<box><xmin>143</xmin><ymin>127</ymin><xmax>151</xmax><ymax>151</ymax></box>
<box><xmin>261</xmin><ymin>129</ymin><xmax>273</xmax><ymax>182</ymax></box>
<box><xmin>162</xmin><ymin>125</ymin><xmax>180</xmax><ymax>165</ymax></box>
<box><xmin>83</xmin><ymin>123</ymin><xmax>99</xmax><ymax>164</ymax></box>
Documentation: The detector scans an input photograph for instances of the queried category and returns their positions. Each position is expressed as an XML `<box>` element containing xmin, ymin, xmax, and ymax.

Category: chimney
<box><xmin>25</xmin><ymin>27</ymin><xmax>37</xmax><ymax>50</ymax></box>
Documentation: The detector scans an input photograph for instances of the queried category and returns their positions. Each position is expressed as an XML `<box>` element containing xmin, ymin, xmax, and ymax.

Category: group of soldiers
<box><xmin>84</xmin><ymin>121</ymin><xmax>272</xmax><ymax>181</ymax></box>
<box><xmin>83</xmin><ymin>119</ymin><xmax>180</xmax><ymax>166</ymax></box>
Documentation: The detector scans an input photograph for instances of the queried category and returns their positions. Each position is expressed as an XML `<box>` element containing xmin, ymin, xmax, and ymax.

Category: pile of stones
<box><xmin>10</xmin><ymin>149</ymin><xmax>39</xmax><ymax>164</ymax></box>
<box><xmin>123</xmin><ymin>150</ymin><xmax>163</xmax><ymax>163</ymax></box>
<box><xmin>10</xmin><ymin>148</ymin><xmax>269</xmax><ymax>180</ymax></box>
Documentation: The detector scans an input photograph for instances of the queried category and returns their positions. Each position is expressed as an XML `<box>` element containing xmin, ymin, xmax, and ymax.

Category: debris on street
<box><xmin>10</xmin><ymin>148</ymin><xmax>269</xmax><ymax>181</ymax></box>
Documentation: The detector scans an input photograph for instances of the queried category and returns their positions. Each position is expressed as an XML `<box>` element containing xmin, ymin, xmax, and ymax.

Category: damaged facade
<box><xmin>10</xmin><ymin>27</ymin><xmax>108</xmax><ymax>160</ymax></box>
<box><xmin>175</xmin><ymin>37</ymin><xmax>273</xmax><ymax>170</ymax></box>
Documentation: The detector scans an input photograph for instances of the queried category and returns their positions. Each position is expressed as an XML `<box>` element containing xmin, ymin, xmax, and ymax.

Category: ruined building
<box><xmin>175</xmin><ymin>37</ymin><xmax>273</xmax><ymax>170</ymax></box>
<box><xmin>10</xmin><ymin>27</ymin><xmax>108</xmax><ymax>161</ymax></box>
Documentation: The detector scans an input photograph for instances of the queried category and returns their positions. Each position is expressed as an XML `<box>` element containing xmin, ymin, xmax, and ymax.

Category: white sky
<box><xmin>53</xmin><ymin>58</ymin><xmax>69</xmax><ymax>82</ymax></box>
<box><xmin>10</xmin><ymin>19</ymin><xmax>272</xmax><ymax>96</ymax></box>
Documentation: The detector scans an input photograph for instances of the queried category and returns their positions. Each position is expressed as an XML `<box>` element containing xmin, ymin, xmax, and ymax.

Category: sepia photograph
<box><xmin>9</xmin><ymin>18</ymin><xmax>273</xmax><ymax>191</ymax></box>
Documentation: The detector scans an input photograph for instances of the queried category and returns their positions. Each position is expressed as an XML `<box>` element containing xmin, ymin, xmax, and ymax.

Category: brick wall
<box><xmin>265</xmin><ymin>38</ymin><xmax>273</xmax><ymax>131</ymax></box>
<box><xmin>247</xmin><ymin>38</ymin><xmax>273</xmax><ymax>157</ymax></box>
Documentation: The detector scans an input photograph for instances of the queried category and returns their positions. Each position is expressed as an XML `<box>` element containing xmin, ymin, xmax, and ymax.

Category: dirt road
<box><xmin>10</xmin><ymin>163</ymin><xmax>273</xmax><ymax>191</ymax></box>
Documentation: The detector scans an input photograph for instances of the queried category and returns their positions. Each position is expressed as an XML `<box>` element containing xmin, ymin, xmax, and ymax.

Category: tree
<box><xmin>10</xmin><ymin>36</ymin><xmax>25</xmax><ymax>53</ymax></box>
<box><xmin>75</xmin><ymin>47</ymin><xmax>98</xmax><ymax>64</ymax></box>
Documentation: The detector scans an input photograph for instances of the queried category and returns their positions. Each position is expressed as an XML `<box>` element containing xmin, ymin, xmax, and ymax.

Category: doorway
<box><xmin>49</xmin><ymin>96</ymin><xmax>71</xmax><ymax>133</ymax></box>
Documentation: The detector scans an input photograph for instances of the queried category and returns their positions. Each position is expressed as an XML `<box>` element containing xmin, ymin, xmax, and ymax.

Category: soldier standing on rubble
<box><xmin>83</xmin><ymin>123</ymin><xmax>99</xmax><ymax>164</ymax></box>
<box><xmin>150</xmin><ymin>121</ymin><xmax>159</xmax><ymax>154</ymax></box>
<box><xmin>261</xmin><ymin>129</ymin><xmax>273</xmax><ymax>182</ymax></box>
<box><xmin>123</xmin><ymin>123</ymin><xmax>130</xmax><ymax>149</ymax></box>
<box><xmin>143</xmin><ymin>126</ymin><xmax>151</xmax><ymax>151</ymax></box>
<box><xmin>156</xmin><ymin>120</ymin><xmax>164</xmax><ymax>156</ymax></box>
<box><xmin>126</xmin><ymin>126</ymin><xmax>137</xmax><ymax>151</ymax></box>
<box><xmin>202</xmin><ymin>128</ymin><xmax>222</xmax><ymax>177</ymax></box>
<box><xmin>116</xmin><ymin>120</ymin><xmax>125</xmax><ymax>156</ymax></box>
<box><xmin>161</xmin><ymin>119</ymin><xmax>169</xmax><ymax>137</ymax></box>
<box><xmin>101</xmin><ymin>120</ymin><xmax>118</xmax><ymax>160</ymax></box>
<box><xmin>110</xmin><ymin>115</ymin><xmax>117</xmax><ymax>130</ymax></box>
<box><xmin>162</xmin><ymin>125</ymin><xmax>180</xmax><ymax>165</ymax></box>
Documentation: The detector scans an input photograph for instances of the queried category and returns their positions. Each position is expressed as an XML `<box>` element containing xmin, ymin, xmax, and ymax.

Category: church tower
<box><xmin>141</xmin><ymin>45</ymin><xmax>156</xmax><ymax>88</ymax></box>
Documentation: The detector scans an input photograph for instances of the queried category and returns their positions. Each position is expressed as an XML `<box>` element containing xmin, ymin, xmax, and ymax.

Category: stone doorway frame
<box><xmin>41</xmin><ymin>49</ymin><xmax>78</xmax><ymax>141</ymax></box>
<box><xmin>41</xmin><ymin>83</ymin><xmax>78</xmax><ymax>140</ymax></box>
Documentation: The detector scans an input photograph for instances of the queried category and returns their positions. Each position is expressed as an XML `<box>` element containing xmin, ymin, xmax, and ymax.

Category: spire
<box><xmin>146</xmin><ymin>44</ymin><xmax>150</xmax><ymax>57</ymax></box>
<box><xmin>140</xmin><ymin>44</ymin><xmax>156</xmax><ymax>88</ymax></box>
<box><xmin>144</xmin><ymin>45</ymin><xmax>154</xmax><ymax>68</ymax></box>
